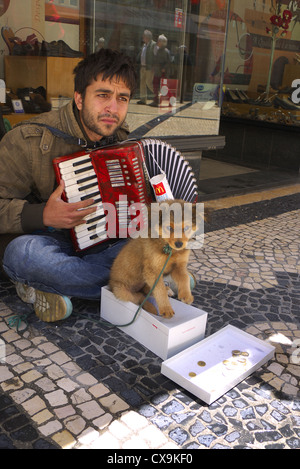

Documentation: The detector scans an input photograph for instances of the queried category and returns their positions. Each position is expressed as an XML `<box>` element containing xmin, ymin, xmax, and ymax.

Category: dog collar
<box><xmin>163</xmin><ymin>244</ymin><xmax>172</xmax><ymax>255</ymax></box>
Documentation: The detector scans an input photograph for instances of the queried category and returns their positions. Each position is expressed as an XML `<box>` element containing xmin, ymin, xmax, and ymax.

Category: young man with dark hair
<box><xmin>0</xmin><ymin>49</ymin><xmax>137</xmax><ymax>322</ymax></box>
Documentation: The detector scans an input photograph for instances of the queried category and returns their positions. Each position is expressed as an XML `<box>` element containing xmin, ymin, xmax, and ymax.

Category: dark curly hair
<box><xmin>73</xmin><ymin>48</ymin><xmax>137</xmax><ymax>98</ymax></box>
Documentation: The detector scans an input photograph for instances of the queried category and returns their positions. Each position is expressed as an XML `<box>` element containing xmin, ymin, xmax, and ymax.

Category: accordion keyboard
<box><xmin>57</xmin><ymin>154</ymin><xmax>109</xmax><ymax>250</ymax></box>
<box><xmin>55</xmin><ymin>142</ymin><xmax>152</xmax><ymax>251</ymax></box>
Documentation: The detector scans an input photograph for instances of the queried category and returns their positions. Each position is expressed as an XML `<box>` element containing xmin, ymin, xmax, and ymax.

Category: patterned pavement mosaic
<box><xmin>0</xmin><ymin>194</ymin><xmax>300</xmax><ymax>450</ymax></box>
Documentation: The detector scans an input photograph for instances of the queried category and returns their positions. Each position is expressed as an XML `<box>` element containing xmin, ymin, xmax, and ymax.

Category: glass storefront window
<box><xmin>0</xmin><ymin>0</ymin><xmax>299</xmax><ymax>137</ymax></box>
<box><xmin>222</xmin><ymin>0</ymin><xmax>300</xmax><ymax>127</ymax></box>
<box><xmin>0</xmin><ymin>0</ymin><xmax>229</xmax><ymax>142</ymax></box>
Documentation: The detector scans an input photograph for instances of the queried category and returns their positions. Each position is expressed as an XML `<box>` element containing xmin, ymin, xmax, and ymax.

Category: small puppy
<box><xmin>109</xmin><ymin>199</ymin><xmax>199</xmax><ymax>318</ymax></box>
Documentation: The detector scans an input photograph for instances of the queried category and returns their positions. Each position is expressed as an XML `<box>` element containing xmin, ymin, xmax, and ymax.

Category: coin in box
<box><xmin>161</xmin><ymin>325</ymin><xmax>275</xmax><ymax>404</ymax></box>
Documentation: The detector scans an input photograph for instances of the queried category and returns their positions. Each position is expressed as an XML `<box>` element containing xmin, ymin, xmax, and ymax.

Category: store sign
<box><xmin>291</xmin><ymin>79</ymin><xmax>300</xmax><ymax>104</ymax></box>
<box><xmin>174</xmin><ymin>8</ymin><xmax>183</xmax><ymax>29</ymax></box>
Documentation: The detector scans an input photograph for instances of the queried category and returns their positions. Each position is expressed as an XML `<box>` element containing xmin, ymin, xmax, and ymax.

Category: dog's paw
<box><xmin>178</xmin><ymin>293</ymin><xmax>194</xmax><ymax>305</ymax></box>
<box><xmin>160</xmin><ymin>306</ymin><xmax>175</xmax><ymax>318</ymax></box>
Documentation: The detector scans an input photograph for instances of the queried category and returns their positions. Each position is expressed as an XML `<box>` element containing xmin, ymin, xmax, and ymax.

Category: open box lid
<box><xmin>161</xmin><ymin>325</ymin><xmax>275</xmax><ymax>405</ymax></box>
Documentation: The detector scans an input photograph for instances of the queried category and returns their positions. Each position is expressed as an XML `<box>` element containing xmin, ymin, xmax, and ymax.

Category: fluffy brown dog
<box><xmin>109</xmin><ymin>199</ymin><xmax>199</xmax><ymax>318</ymax></box>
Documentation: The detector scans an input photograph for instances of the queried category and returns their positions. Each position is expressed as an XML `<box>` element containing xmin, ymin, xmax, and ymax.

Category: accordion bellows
<box><xmin>141</xmin><ymin>139</ymin><xmax>198</xmax><ymax>203</ymax></box>
<box><xmin>53</xmin><ymin>138</ymin><xmax>198</xmax><ymax>251</ymax></box>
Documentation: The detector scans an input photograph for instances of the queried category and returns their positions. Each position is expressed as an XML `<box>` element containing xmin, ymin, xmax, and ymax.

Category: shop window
<box><xmin>0</xmin><ymin>0</ymin><xmax>229</xmax><ymax>139</ymax></box>
<box><xmin>222</xmin><ymin>0</ymin><xmax>300</xmax><ymax>128</ymax></box>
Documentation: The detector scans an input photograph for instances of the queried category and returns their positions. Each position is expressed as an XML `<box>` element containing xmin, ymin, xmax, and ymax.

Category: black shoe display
<box><xmin>148</xmin><ymin>101</ymin><xmax>159</xmax><ymax>107</ymax></box>
<box><xmin>41</xmin><ymin>40</ymin><xmax>83</xmax><ymax>58</ymax></box>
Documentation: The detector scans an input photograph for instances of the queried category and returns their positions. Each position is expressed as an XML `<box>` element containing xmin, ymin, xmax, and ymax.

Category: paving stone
<box><xmin>38</xmin><ymin>420</ymin><xmax>63</xmax><ymax>437</ymax></box>
<box><xmin>44</xmin><ymin>390</ymin><xmax>68</xmax><ymax>407</ymax></box>
<box><xmin>52</xmin><ymin>430</ymin><xmax>76</xmax><ymax>449</ymax></box>
<box><xmin>21</xmin><ymin>396</ymin><xmax>46</xmax><ymax>416</ymax></box>
<box><xmin>76</xmin><ymin>400</ymin><xmax>105</xmax><ymax>420</ymax></box>
<box><xmin>92</xmin><ymin>412</ymin><xmax>113</xmax><ymax>430</ymax></box>
<box><xmin>64</xmin><ymin>415</ymin><xmax>86</xmax><ymax>435</ymax></box>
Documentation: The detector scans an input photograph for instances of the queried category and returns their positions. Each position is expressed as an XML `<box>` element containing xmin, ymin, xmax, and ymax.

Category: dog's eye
<box><xmin>183</xmin><ymin>226</ymin><xmax>190</xmax><ymax>232</ymax></box>
<box><xmin>165</xmin><ymin>225</ymin><xmax>174</xmax><ymax>232</ymax></box>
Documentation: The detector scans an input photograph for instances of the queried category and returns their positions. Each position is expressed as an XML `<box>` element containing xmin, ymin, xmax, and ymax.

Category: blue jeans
<box><xmin>3</xmin><ymin>231</ymin><xmax>127</xmax><ymax>299</ymax></box>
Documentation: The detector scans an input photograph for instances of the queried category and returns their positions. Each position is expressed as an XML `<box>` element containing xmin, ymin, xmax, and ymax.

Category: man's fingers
<box><xmin>72</xmin><ymin>198</ymin><xmax>97</xmax><ymax>211</ymax></box>
<box><xmin>74</xmin><ymin>206</ymin><xmax>98</xmax><ymax>223</ymax></box>
<box><xmin>52</xmin><ymin>180</ymin><xmax>65</xmax><ymax>199</ymax></box>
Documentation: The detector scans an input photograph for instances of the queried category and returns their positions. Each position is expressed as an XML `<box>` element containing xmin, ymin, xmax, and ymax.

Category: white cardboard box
<box><xmin>161</xmin><ymin>325</ymin><xmax>275</xmax><ymax>405</ymax></box>
<box><xmin>100</xmin><ymin>286</ymin><xmax>207</xmax><ymax>360</ymax></box>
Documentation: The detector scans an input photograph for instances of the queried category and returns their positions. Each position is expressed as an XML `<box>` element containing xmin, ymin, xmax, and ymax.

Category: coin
<box><xmin>241</xmin><ymin>351</ymin><xmax>249</xmax><ymax>357</ymax></box>
<box><xmin>237</xmin><ymin>357</ymin><xmax>247</xmax><ymax>364</ymax></box>
<box><xmin>232</xmin><ymin>350</ymin><xmax>242</xmax><ymax>356</ymax></box>
<box><xmin>197</xmin><ymin>361</ymin><xmax>206</xmax><ymax>367</ymax></box>
<box><xmin>189</xmin><ymin>372</ymin><xmax>196</xmax><ymax>377</ymax></box>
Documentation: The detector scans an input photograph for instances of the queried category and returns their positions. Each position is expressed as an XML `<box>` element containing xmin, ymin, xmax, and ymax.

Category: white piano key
<box><xmin>59</xmin><ymin>161</ymin><xmax>94</xmax><ymax>177</ymax></box>
<box><xmin>76</xmin><ymin>226</ymin><xmax>108</xmax><ymax>248</ymax></box>
<box><xmin>77</xmin><ymin>231</ymin><xmax>108</xmax><ymax>250</ymax></box>
<box><xmin>64</xmin><ymin>179</ymin><xmax>98</xmax><ymax>198</ymax></box>
<box><xmin>62</xmin><ymin>168</ymin><xmax>97</xmax><ymax>183</ymax></box>
<box><xmin>58</xmin><ymin>154</ymin><xmax>92</xmax><ymax>169</ymax></box>
<box><xmin>74</xmin><ymin>208</ymin><xmax>106</xmax><ymax>235</ymax></box>
<box><xmin>66</xmin><ymin>186</ymin><xmax>100</xmax><ymax>203</ymax></box>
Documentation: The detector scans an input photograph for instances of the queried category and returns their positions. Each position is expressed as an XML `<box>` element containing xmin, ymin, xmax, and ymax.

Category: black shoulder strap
<box><xmin>24</xmin><ymin>123</ymin><xmax>117</xmax><ymax>150</ymax></box>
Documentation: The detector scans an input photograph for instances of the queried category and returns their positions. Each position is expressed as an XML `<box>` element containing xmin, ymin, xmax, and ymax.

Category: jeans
<box><xmin>3</xmin><ymin>231</ymin><xmax>127</xmax><ymax>299</ymax></box>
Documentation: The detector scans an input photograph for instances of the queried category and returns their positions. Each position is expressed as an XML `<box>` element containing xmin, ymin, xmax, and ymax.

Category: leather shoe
<box><xmin>41</xmin><ymin>40</ymin><xmax>83</xmax><ymax>58</ymax></box>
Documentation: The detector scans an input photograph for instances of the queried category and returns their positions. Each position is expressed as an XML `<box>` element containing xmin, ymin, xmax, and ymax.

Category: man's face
<box><xmin>74</xmin><ymin>75</ymin><xmax>131</xmax><ymax>142</ymax></box>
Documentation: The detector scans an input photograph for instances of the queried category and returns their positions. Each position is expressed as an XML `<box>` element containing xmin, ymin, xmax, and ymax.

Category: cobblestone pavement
<box><xmin>0</xmin><ymin>193</ymin><xmax>300</xmax><ymax>450</ymax></box>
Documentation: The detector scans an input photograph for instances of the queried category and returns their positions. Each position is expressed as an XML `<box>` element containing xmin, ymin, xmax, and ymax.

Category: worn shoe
<box><xmin>15</xmin><ymin>282</ymin><xmax>72</xmax><ymax>322</ymax></box>
<box><xmin>164</xmin><ymin>272</ymin><xmax>196</xmax><ymax>297</ymax></box>
<box><xmin>15</xmin><ymin>282</ymin><xmax>36</xmax><ymax>304</ymax></box>
<box><xmin>34</xmin><ymin>290</ymin><xmax>73</xmax><ymax>323</ymax></box>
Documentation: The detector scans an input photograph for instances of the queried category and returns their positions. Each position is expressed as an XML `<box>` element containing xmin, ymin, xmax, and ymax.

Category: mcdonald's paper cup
<box><xmin>150</xmin><ymin>173</ymin><xmax>174</xmax><ymax>201</ymax></box>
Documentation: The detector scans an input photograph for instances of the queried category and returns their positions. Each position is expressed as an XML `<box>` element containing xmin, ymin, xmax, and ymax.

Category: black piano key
<box><xmin>78</xmin><ymin>181</ymin><xmax>99</xmax><ymax>192</ymax></box>
<box><xmin>73</xmin><ymin>157</ymin><xmax>91</xmax><ymax>167</ymax></box>
<box><xmin>77</xmin><ymin>174</ymin><xmax>98</xmax><ymax>185</ymax></box>
<box><xmin>80</xmin><ymin>190</ymin><xmax>101</xmax><ymax>201</ymax></box>
<box><xmin>75</xmin><ymin>164</ymin><xmax>94</xmax><ymax>175</ymax></box>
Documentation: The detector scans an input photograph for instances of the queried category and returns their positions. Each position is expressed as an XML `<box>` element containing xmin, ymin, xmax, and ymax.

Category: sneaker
<box><xmin>15</xmin><ymin>282</ymin><xmax>72</xmax><ymax>323</ymax></box>
<box><xmin>164</xmin><ymin>272</ymin><xmax>196</xmax><ymax>297</ymax></box>
<box><xmin>34</xmin><ymin>290</ymin><xmax>73</xmax><ymax>323</ymax></box>
<box><xmin>15</xmin><ymin>282</ymin><xmax>36</xmax><ymax>304</ymax></box>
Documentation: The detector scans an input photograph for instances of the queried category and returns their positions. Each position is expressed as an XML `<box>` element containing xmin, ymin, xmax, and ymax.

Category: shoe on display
<box><xmin>41</xmin><ymin>40</ymin><xmax>83</xmax><ymax>58</ymax></box>
<box><xmin>148</xmin><ymin>101</ymin><xmax>159</xmax><ymax>107</ymax></box>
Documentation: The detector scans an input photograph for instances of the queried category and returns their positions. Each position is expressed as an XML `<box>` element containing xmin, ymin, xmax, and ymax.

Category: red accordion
<box><xmin>53</xmin><ymin>139</ymin><xmax>198</xmax><ymax>251</ymax></box>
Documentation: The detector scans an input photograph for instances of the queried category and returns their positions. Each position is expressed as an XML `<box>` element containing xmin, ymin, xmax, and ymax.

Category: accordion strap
<box><xmin>24</xmin><ymin>123</ymin><xmax>117</xmax><ymax>150</ymax></box>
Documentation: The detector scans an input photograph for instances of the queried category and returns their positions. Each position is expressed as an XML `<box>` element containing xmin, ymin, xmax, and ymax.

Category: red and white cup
<box><xmin>150</xmin><ymin>173</ymin><xmax>174</xmax><ymax>201</ymax></box>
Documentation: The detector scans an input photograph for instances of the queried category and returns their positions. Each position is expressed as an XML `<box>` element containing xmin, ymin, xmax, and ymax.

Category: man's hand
<box><xmin>43</xmin><ymin>180</ymin><xmax>97</xmax><ymax>229</ymax></box>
